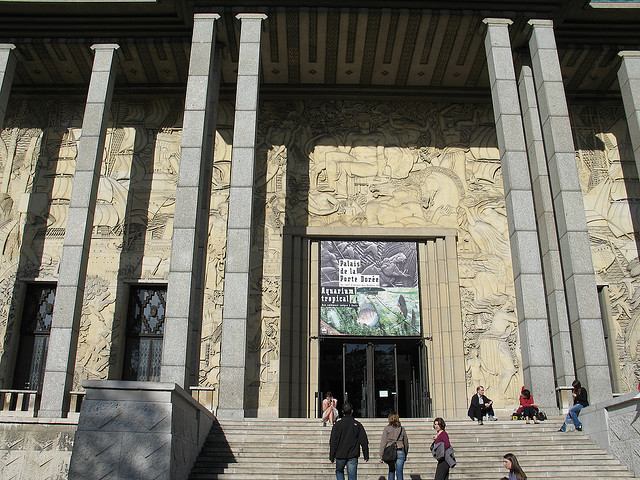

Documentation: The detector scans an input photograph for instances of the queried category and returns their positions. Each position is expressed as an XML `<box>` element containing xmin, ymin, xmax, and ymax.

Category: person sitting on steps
<box><xmin>516</xmin><ymin>387</ymin><xmax>539</xmax><ymax>424</ymax></box>
<box><xmin>558</xmin><ymin>379</ymin><xmax>589</xmax><ymax>432</ymax></box>
<box><xmin>467</xmin><ymin>385</ymin><xmax>497</xmax><ymax>425</ymax></box>
<box><xmin>322</xmin><ymin>391</ymin><xmax>339</xmax><ymax>426</ymax></box>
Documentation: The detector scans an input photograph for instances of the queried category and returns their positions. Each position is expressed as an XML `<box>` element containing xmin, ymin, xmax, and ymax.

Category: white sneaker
<box><xmin>489</xmin><ymin>415</ymin><xmax>498</xmax><ymax>421</ymax></box>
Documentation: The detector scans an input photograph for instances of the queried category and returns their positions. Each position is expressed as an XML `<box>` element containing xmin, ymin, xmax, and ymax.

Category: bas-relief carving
<box><xmin>0</xmin><ymin>100</ymin><xmax>84</xmax><ymax>384</ymax></box>
<box><xmin>73</xmin><ymin>99</ymin><xmax>183</xmax><ymax>388</ymax></box>
<box><xmin>0</xmin><ymin>424</ymin><xmax>75</xmax><ymax>480</ymax></box>
<box><xmin>199</xmin><ymin>127</ymin><xmax>232</xmax><ymax>389</ymax></box>
<box><xmin>0</xmin><ymin>97</ymin><xmax>229</xmax><ymax>393</ymax></box>
<box><xmin>249</xmin><ymin>100</ymin><xmax>521</xmax><ymax>410</ymax></box>
<box><xmin>0</xmin><ymin>98</ymin><xmax>187</xmax><ymax>389</ymax></box>
<box><xmin>0</xmin><ymin>97</ymin><xmax>523</xmax><ymax>410</ymax></box>
<box><xmin>74</xmin><ymin>275</ymin><xmax>115</xmax><ymax>386</ymax></box>
<box><xmin>572</xmin><ymin>105</ymin><xmax>640</xmax><ymax>391</ymax></box>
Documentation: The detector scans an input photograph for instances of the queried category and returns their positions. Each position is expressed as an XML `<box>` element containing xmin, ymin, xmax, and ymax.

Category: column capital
<box><xmin>528</xmin><ymin>19</ymin><xmax>554</xmax><ymax>28</ymax></box>
<box><xmin>619</xmin><ymin>51</ymin><xmax>640</xmax><ymax>59</ymax></box>
<box><xmin>194</xmin><ymin>13</ymin><xmax>221</xmax><ymax>21</ymax></box>
<box><xmin>482</xmin><ymin>18</ymin><xmax>513</xmax><ymax>26</ymax></box>
<box><xmin>0</xmin><ymin>44</ymin><xmax>16</xmax><ymax>51</ymax></box>
<box><xmin>90</xmin><ymin>43</ymin><xmax>120</xmax><ymax>52</ymax></box>
<box><xmin>235</xmin><ymin>13</ymin><xmax>268</xmax><ymax>21</ymax></box>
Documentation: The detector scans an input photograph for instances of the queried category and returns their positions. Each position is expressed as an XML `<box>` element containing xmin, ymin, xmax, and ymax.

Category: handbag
<box><xmin>382</xmin><ymin>427</ymin><xmax>403</xmax><ymax>464</ymax></box>
<box><xmin>445</xmin><ymin>446</ymin><xmax>457</xmax><ymax>468</ymax></box>
<box><xmin>430</xmin><ymin>441</ymin><xmax>445</xmax><ymax>460</ymax></box>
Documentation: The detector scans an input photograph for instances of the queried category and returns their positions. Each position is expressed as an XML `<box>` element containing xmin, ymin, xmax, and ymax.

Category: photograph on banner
<box><xmin>320</xmin><ymin>240</ymin><xmax>421</xmax><ymax>336</ymax></box>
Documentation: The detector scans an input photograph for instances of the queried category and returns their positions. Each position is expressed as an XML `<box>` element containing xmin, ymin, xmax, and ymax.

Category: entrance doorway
<box><xmin>319</xmin><ymin>338</ymin><xmax>429</xmax><ymax>418</ymax></box>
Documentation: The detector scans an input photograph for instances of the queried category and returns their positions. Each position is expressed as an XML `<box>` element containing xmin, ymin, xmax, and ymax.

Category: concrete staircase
<box><xmin>189</xmin><ymin>417</ymin><xmax>636</xmax><ymax>479</ymax></box>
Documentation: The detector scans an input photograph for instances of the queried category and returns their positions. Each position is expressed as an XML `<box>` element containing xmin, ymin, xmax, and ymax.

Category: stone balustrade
<box><xmin>190</xmin><ymin>386</ymin><xmax>216</xmax><ymax>412</ymax></box>
<box><xmin>67</xmin><ymin>391</ymin><xmax>85</xmax><ymax>420</ymax></box>
<box><xmin>0</xmin><ymin>389</ymin><xmax>38</xmax><ymax>417</ymax></box>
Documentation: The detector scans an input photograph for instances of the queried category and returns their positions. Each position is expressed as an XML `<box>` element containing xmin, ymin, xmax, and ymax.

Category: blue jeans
<box><xmin>335</xmin><ymin>457</ymin><xmax>358</xmax><ymax>480</ymax></box>
<box><xmin>560</xmin><ymin>404</ymin><xmax>584</xmax><ymax>431</ymax></box>
<box><xmin>388</xmin><ymin>449</ymin><xmax>406</xmax><ymax>480</ymax></box>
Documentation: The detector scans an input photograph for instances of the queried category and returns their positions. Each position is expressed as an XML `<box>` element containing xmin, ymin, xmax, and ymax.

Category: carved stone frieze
<box><xmin>1</xmin><ymin>97</ymin><xmax>528</xmax><ymax>411</ymax></box>
<box><xmin>198</xmin><ymin>129</ymin><xmax>233</xmax><ymax>390</ymax></box>
<box><xmin>250</xmin><ymin>99</ymin><xmax>522</xmax><ymax>409</ymax></box>
<box><xmin>572</xmin><ymin>105</ymin><xmax>640</xmax><ymax>391</ymax></box>
<box><xmin>0</xmin><ymin>423</ymin><xmax>75</xmax><ymax>480</ymax></box>
<box><xmin>0</xmin><ymin>98</ymin><xmax>187</xmax><ymax>389</ymax></box>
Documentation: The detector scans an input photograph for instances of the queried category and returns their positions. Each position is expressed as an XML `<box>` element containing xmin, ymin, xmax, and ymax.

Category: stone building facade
<box><xmin>0</xmin><ymin>0</ymin><xmax>638</xmax><ymax>434</ymax></box>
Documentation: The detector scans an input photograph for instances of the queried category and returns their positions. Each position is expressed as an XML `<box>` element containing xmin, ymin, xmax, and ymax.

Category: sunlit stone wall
<box><xmin>572</xmin><ymin>104</ymin><xmax>640</xmax><ymax>392</ymax></box>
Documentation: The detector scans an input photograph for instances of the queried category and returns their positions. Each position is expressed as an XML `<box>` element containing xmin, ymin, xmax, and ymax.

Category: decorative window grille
<box><xmin>13</xmin><ymin>284</ymin><xmax>56</xmax><ymax>390</ymax></box>
<box><xmin>123</xmin><ymin>286</ymin><xmax>166</xmax><ymax>382</ymax></box>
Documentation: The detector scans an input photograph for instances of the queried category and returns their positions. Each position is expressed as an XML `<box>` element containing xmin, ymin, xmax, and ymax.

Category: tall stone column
<box><xmin>528</xmin><ymin>20</ymin><xmax>612</xmax><ymax>402</ymax></box>
<box><xmin>483</xmin><ymin>19</ymin><xmax>556</xmax><ymax>409</ymax></box>
<box><xmin>161</xmin><ymin>13</ymin><xmax>221</xmax><ymax>389</ymax></box>
<box><xmin>518</xmin><ymin>65</ymin><xmax>575</xmax><ymax>387</ymax></box>
<box><xmin>0</xmin><ymin>44</ymin><xmax>16</xmax><ymax>130</ymax></box>
<box><xmin>0</xmin><ymin>45</ymin><xmax>17</xmax><ymax>388</ymax></box>
<box><xmin>217</xmin><ymin>13</ymin><xmax>267</xmax><ymax>419</ymax></box>
<box><xmin>39</xmin><ymin>44</ymin><xmax>119</xmax><ymax>417</ymax></box>
<box><xmin>618</xmin><ymin>52</ymin><xmax>640</xmax><ymax>179</ymax></box>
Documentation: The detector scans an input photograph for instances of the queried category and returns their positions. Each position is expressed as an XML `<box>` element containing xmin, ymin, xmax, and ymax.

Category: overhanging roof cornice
<box><xmin>1</xmin><ymin>1</ymin><xmax>638</xmax><ymax>92</ymax></box>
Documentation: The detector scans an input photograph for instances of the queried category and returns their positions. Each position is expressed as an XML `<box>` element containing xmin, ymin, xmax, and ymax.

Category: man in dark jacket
<box><xmin>329</xmin><ymin>403</ymin><xmax>369</xmax><ymax>480</ymax></box>
<box><xmin>467</xmin><ymin>385</ymin><xmax>496</xmax><ymax>425</ymax></box>
<box><xmin>558</xmin><ymin>379</ymin><xmax>589</xmax><ymax>432</ymax></box>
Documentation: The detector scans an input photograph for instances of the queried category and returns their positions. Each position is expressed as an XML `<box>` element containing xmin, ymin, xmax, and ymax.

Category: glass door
<box><xmin>342</xmin><ymin>343</ymin><xmax>398</xmax><ymax>418</ymax></box>
<box><xmin>343</xmin><ymin>343</ymin><xmax>368</xmax><ymax>417</ymax></box>
<box><xmin>373</xmin><ymin>344</ymin><xmax>398</xmax><ymax>417</ymax></box>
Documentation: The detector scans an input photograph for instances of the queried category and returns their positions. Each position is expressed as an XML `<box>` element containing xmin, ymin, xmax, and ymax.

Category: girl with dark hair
<box><xmin>518</xmin><ymin>387</ymin><xmax>539</xmax><ymax>424</ymax></box>
<box><xmin>503</xmin><ymin>453</ymin><xmax>527</xmax><ymax>480</ymax></box>
<box><xmin>558</xmin><ymin>379</ymin><xmax>589</xmax><ymax>432</ymax></box>
<box><xmin>431</xmin><ymin>417</ymin><xmax>455</xmax><ymax>480</ymax></box>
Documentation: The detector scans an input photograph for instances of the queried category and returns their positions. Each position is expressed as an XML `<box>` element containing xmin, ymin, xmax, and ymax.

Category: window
<box><xmin>123</xmin><ymin>286</ymin><xmax>166</xmax><ymax>382</ymax></box>
<box><xmin>13</xmin><ymin>284</ymin><xmax>56</xmax><ymax>391</ymax></box>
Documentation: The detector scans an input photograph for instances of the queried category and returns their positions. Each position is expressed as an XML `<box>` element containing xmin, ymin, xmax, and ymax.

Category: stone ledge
<box><xmin>69</xmin><ymin>380</ymin><xmax>215</xmax><ymax>480</ymax></box>
<box><xmin>581</xmin><ymin>392</ymin><xmax>640</xmax><ymax>476</ymax></box>
<box><xmin>0</xmin><ymin>416</ymin><xmax>78</xmax><ymax>425</ymax></box>
<box><xmin>583</xmin><ymin>390</ymin><xmax>638</xmax><ymax>411</ymax></box>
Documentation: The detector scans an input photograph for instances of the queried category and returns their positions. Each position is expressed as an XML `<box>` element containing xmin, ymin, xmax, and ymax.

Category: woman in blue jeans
<box><xmin>379</xmin><ymin>412</ymin><xmax>409</xmax><ymax>480</ymax></box>
<box><xmin>559</xmin><ymin>380</ymin><xmax>589</xmax><ymax>432</ymax></box>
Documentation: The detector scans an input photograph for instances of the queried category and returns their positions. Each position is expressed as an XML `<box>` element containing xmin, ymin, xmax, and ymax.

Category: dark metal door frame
<box><xmin>419</xmin><ymin>339</ymin><xmax>431</xmax><ymax>417</ymax></box>
<box><xmin>366</xmin><ymin>342</ymin><xmax>375</xmax><ymax>417</ymax></box>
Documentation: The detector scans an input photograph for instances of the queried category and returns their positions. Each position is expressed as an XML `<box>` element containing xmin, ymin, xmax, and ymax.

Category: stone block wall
<box><xmin>0</xmin><ymin>419</ymin><xmax>76</xmax><ymax>479</ymax></box>
<box><xmin>582</xmin><ymin>391</ymin><xmax>640</xmax><ymax>475</ymax></box>
<box><xmin>68</xmin><ymin>380</ymin><xmax>214</xmax><ymax>480</ymax></box>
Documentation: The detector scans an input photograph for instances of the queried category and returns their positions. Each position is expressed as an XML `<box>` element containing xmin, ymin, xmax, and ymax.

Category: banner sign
<box><xmin>320</xmin><ymin>241</ymin><xmax>421</xmax><ymax>336</ymax></box>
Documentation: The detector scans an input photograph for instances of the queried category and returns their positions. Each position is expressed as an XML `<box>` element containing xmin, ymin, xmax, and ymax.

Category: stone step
<box><xmin>201</xmin><ymin>440</ymin><xmax>608</xmax><ymax>450</ymax></box>
<box><xmin>190</xmin><ymin>471</ymin><xmax>635</xmax><ymax>480</ymax></box>
<box><xmin>214</xmin><ymin>424</ymin><xmax>564</xmax><ymax>430</ymax></box>
<box><xmin>207</xmin><ymin>431</ymin><xmax>591</xmax><ymax>439</ymax></box>
<box><xmin>216</xmin><ymin>417</ymin><xmax>566</xmax><ymax>423</ymax></box>
<box><xmin>193</xmin><ymin>453</ymin><xmax>618</xmax><ymax>463</ymax></box>
<box><xmin>199</xmin><ymin>446</ymin><xmax>613</xmax><ymax>457</ymax></box>
<box><xmin>213</xmin><ymin>424</ymin><xmax>565</xmax><ymax>432</ymax></box>
<box><xmin>189</xmin><ymin>418</ymin><xmax>637</xmax><ymax>480</ymax></box>
<box><xmin>191</xmin><ymin>461</ymin><xmax>628</xmax><ymax>472</ymax></box>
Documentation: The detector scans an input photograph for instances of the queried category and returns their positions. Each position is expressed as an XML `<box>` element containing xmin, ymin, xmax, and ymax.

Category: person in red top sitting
<box><xmin>516</xmin><ymin>387</ymin><xmax>539</xmax><ymax>424</ymax></box>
